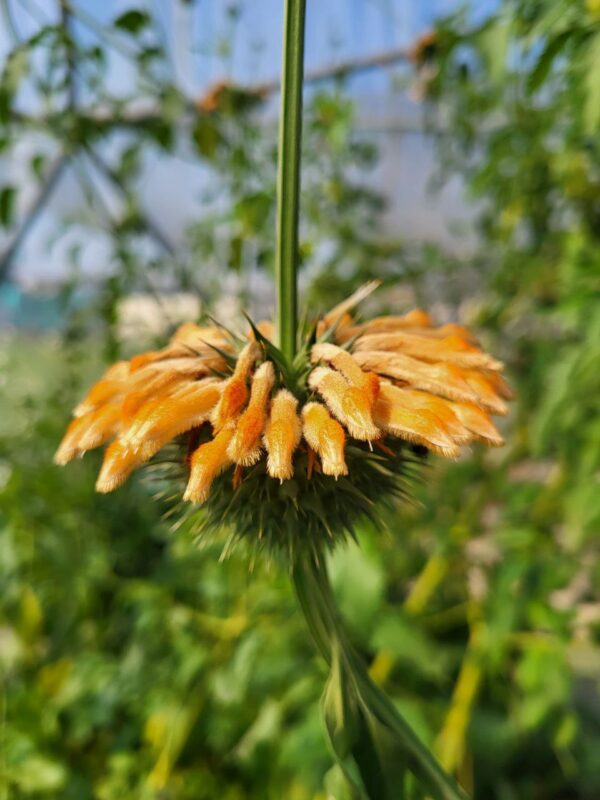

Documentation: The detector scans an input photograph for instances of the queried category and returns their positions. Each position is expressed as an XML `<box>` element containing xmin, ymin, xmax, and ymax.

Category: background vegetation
<box><xmin>1</xmin><ymin>1</ymin><xmax>599</xmax><ymax>798</ymax></box>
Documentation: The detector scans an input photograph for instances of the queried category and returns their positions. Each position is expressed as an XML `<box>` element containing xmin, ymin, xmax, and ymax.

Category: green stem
<box><xmin>275</xmin><ymin>0</ymin><xmax>306</xmax><ymax>361</ymax></box>
<box><xmin>293</xmin><ymin>555</ymin><xmax>470</xmax><ymax>800</ymax></box>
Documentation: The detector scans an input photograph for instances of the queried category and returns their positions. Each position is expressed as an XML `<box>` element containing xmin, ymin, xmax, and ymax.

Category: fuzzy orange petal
<box><xmin>410</xmin><ymin>323</ymin><xmax>479</xmax><ymax>344</ymax></box>
<box><xmin>211</xmin><ymin>376</ymin><xmax>249</xmax><ymax>431</ymax></box>
<box><xmin>120</xmin><ymin>373</ymin><xmax>194</xmax><ymax>424</ymax></box>
<box><xmin>302</xmin><ymin>402</ymin><xmax>348</xmax><ymax>477</ymax></box>
<box><xmin>128</xmin><ymin>357</ymin><xmax>218</xmax><ymax>387</ymax></box>
<box><xmin>353</xmin><ymin>331</ymin><xmax>503</xmax><ymax>371</ymax></box>
<box><xmin>210</xmin><ymin>341</ymin><xmax>261</xmax><ymax>431</ymax></box>
<box><xmin>450</xmin><ymin>401</ymin><xmax>504</xmax><ymax>446</ymax></box>
<box><xmin>308</xmin><ymin>367</ymin><xmax>380</xmax><ymax>441</ymax></box>
<box><xmin>95</xmin><ymin>440</ymin><xmax>144</xmax><ymax>493</ymax></box>
<box><xmin>122</xmin><ymin>380</ymin><xmax>222</xmax><ymax>457</ymax></box>
<box><xmin>311</xmin><ymin>343</ymin><xmax>381</xmax><ymax>405</ymax></box>
<box><xmin>373</xmin><ymin>395</ymin><xmax>460</xmax><ymax>458</ymax></box>
<box><xmin>321</xmin><ymin>281</ymin><xmax>381</xmax><ymax>329</ymax></box>
<box><xmin>184</xmin><ymin>428</ymin><xmax>234</xmax><ymax>504</ymax></box>
<box><xmin>54</xmin><ymin>403</ymin><xmax>121</xmax><ymax>465</ymax></box>
<box><xmin>264</xmin><ymin>390</ymin><xmax>302</xmax><ymax>481</ymax></box>
<box><xmin>378</xmin><ymin>383</ymin><xmax>472</xmax><ymax>444</ymax></box>
<box><xmin>353</xmin><ymin>351</ymin><xmax>497</xmax><ymax>410</ymax></box>
<box><xmin>228</xmin><ymin>361</ymin><xmax>274</xmax><ymax>466</ymax></box>
<box><xmin>247</xmin><ymin>320</ymin><xmax>275</xmax><ymax>342</ymax></box>
<box><xmin>171</xmin><ymin>322</ymin><xmax>230</xmax><ymax>347</ymax></box>
<box><xmin>73</xmin><ymin>361</ymin><xmax>130</xmax><ymax>416</ymax></box>
<box><xmin>335</xmin><ymin>310</ymin><xmax>437</xmax><ymax>343</ymax></box>
<box><xmin>129</xmin><ymin>344</ymin><xmax>200</xmax><ymax>372</ymax></box>
<box><xmin>484</xmin><ymin>370</ymin><xmax>514</xmax><ymax>401</ymax></box>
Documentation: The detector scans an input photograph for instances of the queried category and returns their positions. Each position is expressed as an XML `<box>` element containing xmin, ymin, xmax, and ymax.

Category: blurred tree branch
<box><xmin>85</xmin><ymin>147</ymin><xmax>177</xmax><ymax>256</ymax></box>
<box><xmin>59</xmin><ymin>0</ymin><xmax>77</xmax><ymax>109</ymax></box>
<box><xmin>9</xmin><ymin>45</ymin><xmax>411</xmax><ymax>130</ymax></box>
<box><xmin>0</xmin><ymin>155</ymin><xmax>69</xmax><ymax>281</ymax></box>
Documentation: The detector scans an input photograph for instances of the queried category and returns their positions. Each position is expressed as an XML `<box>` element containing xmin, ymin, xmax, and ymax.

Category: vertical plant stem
<box><xmin>293</xmin><ymin>554</ymin><xmax>471</xmax><ymax>800</ymax></box>
<box><xmin>275</xmin><ymin>0</ymin><xmax>306</xmax><ymax>361</ymax></box>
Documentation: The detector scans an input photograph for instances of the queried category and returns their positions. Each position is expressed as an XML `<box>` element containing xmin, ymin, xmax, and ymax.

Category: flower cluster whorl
<box><xmin>55</xmin><ymin>285</ymin><xmax>511</xmax><ymax>551</ymax></box>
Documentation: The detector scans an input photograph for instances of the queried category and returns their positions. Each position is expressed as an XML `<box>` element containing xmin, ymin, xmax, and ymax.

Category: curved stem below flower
<box><xmin>292</xmin><ymin>554</ymin><xmax>470</xmax><ymax>800</ymax></box>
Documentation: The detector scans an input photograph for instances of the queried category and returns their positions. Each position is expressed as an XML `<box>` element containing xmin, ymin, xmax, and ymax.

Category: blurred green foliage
<box><xmin>1</xmin><ymin>1</ymin><xmax>600</xmax><ymax>798</ymax></box>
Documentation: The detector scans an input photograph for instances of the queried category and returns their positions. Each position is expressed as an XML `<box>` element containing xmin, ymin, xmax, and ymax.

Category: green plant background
<box><xmin>1</xmin><ymin>1</ymin><xmax>600</xmax><ymax>798</ymax></box>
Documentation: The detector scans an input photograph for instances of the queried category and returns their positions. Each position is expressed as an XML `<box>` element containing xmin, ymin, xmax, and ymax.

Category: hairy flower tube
<box><xmin>55</xmin><ymin>284</ymin><xmax>511</xmax><ymax>555</ymax></box>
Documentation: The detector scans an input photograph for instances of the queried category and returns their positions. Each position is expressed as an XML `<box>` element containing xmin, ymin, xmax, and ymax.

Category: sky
<box><xmin>0</xmin><ymin>0</ymin><xmax>489</xmax><ymax>287</ymax></box>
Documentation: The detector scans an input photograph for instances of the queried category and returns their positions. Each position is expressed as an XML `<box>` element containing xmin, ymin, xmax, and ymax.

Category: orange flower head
<box><xmin>55</xmin><ymin>283</ymin><xmax>511</xmax><ymax>552</ymax></box>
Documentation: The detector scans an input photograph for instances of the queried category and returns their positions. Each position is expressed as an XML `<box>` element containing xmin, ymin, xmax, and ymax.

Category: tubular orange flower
<box><xmin>128</xmin><ymin>324</ymin><xmax>231</xmax><ymax>372</ymax></box>
<box><xmin>353</xmin><ymin>331</ymin><xmax>503</xmax><ymax>370</ymax></box>
<box><xmin>335</xmin><ymin>309</ymin><xmax>434</xmax><ymax>342</ymax></box>
<box><xmin>373</xmin><ymin>391</ymin><xmax>460</xmax><ymax>458</ymax></box>
<box><xmin>308</xmin><ymin>366</ymin><xmax>380</xmax><ymax>442</ymax></box>
<box><xmin>352</xmin><ymin>350</ymin><xmax>507</xmax><ymax>413</ymax></box>
<box><xmin>377</xmin><ymin>383</ymin><xmax>472</xmax><ymax>448</ymax></box>
<box><xmin>311</xmin><ymin>343</ymin><xmax>381</xmax><ymax>406</ymax></box>
<box><xmin>228</xmin><ymin>361</ymin><xmax>275</xmax><ymax>466</ymax></box>
<box><xmin>321</xmin><ymin>280</ymin><xmax>381</xmax><ymax>330</ymax></box>
<box><xmin>73</xmin><ymin>361</ymin><xmax>129</xmax><ymax>417</ymax></box>
<box><xmin>121</xmin><ymin>379</ymin><xmax>222</xmax><ymax>458</ymax></box>
<box><xmin>449</xmin><ymin>400</ymin><xmax>504</xmax><ymax>446</ymax></box>
<box><xmin>54</xmin><ymin>403</ymin><xmax>121</xmax><ymax>465</ymax></box>
<box><xmin>211</xmin><ymin>341</ymin><xmax>260</xmax><ymax>432</ymax></box>
<box><xmin>96</xmin><ymin>440</ymin><xmax>144</xmax><ymax>494</ymax></box>
<box><xmin>264</xmin><ymin>389</ymin><xmax>302</xmax><ymax>481</ymax></box>
<box><xmin>184</xmin><ymin>428</ymin><xmax>235</xmax><ymax>504</ymax></box>
<box><xmin>302</xmin><ymin>402</ymin><xmax>348</xmax><ymax>477</ymax></box>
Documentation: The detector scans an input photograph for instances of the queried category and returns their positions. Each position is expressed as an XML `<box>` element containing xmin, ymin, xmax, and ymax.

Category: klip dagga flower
<box><xmin>55</xmin><ymin>282</ymin><xmax>512</xmax><ymax>556</ymax></box>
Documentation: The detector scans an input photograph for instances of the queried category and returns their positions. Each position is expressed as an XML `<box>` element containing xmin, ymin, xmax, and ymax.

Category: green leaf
<box><xmin>330</xmin><ymin>542</ymin><xmax>384</xmax><ymax>637</ymax></box>
<box><xmin>191</xmin><ymin>116</ymin><xmax>223</xmax><ymax>158</ymax></box>
<box><xmin>12</xmin><ymin>755</ymin><xmax>66</xmax><ymax>792</ymax></box>
<box><xmin>371</xmin><ymin>614</ymin><xmax>449</xmax><ymax>682</ymax></box>
<box><xmin>476</xmin><ymin>15</ymin><xmax>511</xmax><ymax>83</ymax></box>
<box><xmin>30</xmin><ymin>153</ymin><xmax>46</xmax><ymax>180</ymax></box>
<box><xmin>0</xmin><ymin>185</ymin><xmax>16</xmax><ymax>227</ymax></box>
<box><xmin>322</xmin><ymin>642</ymin><xmax>360</xmax><ymax>761</ymax></box>
<box><xmin>113</xmin><ymin>9</ymin><xmax>150</xmax><ymax>34</ymax></box>
<box><xmin>234</xmin><ymin>191</ymin><xmax>273</xmax><ymax>236</ymax></box>
<box><xmin>584</xmin><ymin>33</ymin><xmax>600</xmax><ymax>133</ymax></box>
<box><xmin>243</xmin><ymin>313</ymin><xmax>294</xmax><ymax>385</ymax></box>
<box><xmin>359</xmin><ymin>705</ymin><xmax>409</xmax><ymax>799</ymax></box>
<box><xmin>2</xmin><ymin>45</ymin><xmax>29</xmax><ymax>92</ymax></box>
<box><xmin>527</xmin><ymin>31</ymin><xmax>572</xmax><ymax>93</ymax></box>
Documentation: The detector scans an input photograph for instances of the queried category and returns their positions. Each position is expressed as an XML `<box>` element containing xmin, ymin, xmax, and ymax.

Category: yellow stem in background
<box><xmin>404</xmin><ymin>550</ymin><xmax>449</xmax><ymax>616</ymax></box>
<box><xmin>435</xmin><ymin>604</ymin><xmax>484</xmax><ymax>790</ymax></box>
